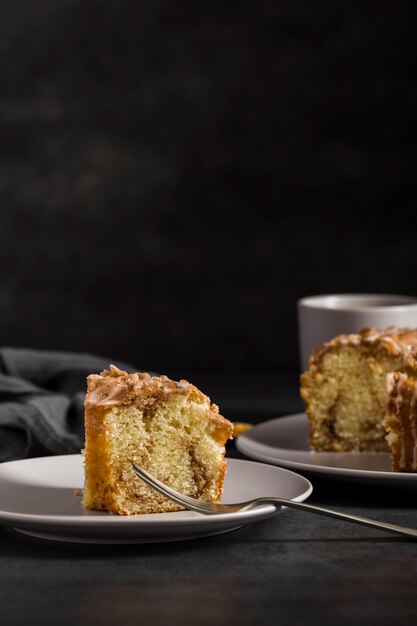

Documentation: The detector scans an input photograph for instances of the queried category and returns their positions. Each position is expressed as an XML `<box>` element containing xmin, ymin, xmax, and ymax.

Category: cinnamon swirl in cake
<box><xmin>385</xmin><ymin>350</ymin><xmax>417</xmax><ymax>471</ymax></box>
<box><xmin>300</xmin><ymin>327</ymin><xmax>417</xmax><ymax>453</ymax></box>
<box><xmin>83</xmin><ymin>366</ymin><xmax>233</xmax><ymax>515</ymax></box>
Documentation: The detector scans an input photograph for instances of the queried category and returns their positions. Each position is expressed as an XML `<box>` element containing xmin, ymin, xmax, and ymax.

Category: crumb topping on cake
<box><xmin>310</xmin><ymin>326</ymin><xmax>417</xmax><ymax>365</ymax></box>
<box><xmin>86</xmin><ymin>365</ymin><xmax>199</xmax><ymax>408</ymax></box>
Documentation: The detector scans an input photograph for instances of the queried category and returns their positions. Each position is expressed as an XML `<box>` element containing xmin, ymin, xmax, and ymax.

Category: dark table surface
<box><xmin>2</xmin><ymin>373</ymin><xmax>417</xmax><ymax>626</ymax></box>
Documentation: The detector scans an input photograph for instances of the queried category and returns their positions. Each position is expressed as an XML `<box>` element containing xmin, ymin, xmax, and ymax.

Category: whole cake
<box><xmin>300</xmin><ymin>326</ymin><xmax>417</xmax><ymax>453</ymax></box>
<box><xmin>83</xmin><ymin>366</ymin><xmax>233</xmax><ymax>515</ymax></box>
<box><xmin>385</xmin><ymin>349</ymin><xmax>417</xmax><ymax>471</ymax></box>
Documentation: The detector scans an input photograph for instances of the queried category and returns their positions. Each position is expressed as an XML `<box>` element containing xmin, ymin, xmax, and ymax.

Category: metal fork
<box><xmin>132</xmin><ymin>464</ymin><xmax>417</xmax><ymax>539</ymax></box>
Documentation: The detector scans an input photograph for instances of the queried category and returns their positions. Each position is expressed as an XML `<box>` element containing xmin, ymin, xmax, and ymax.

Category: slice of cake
<box><xmin>83</xmin><ymin>366</ymin><xmax>233</xmax><ymax>515</ymax></box>
<box><xmin>385</xmin><ymin>350</ymin><xmax>417</xmax><ymax>471</ymax></box>
<box><xmin>300</xmin><ymin>327</ymin><xmax>417</xmax><ymax>452</ymax></box>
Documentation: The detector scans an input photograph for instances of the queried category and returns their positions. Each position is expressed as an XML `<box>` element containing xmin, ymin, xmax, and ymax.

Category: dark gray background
<box><xmin>1</xmin><ymin>1</ymin><xmax>417</xmax><ymax>377</ymax></box>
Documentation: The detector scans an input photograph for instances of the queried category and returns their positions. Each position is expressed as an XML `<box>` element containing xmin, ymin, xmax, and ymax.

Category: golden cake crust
<box><xmin>385</xmin><ymin>350</ymin><xmax>417</xmax><ymax>471</ymax></box>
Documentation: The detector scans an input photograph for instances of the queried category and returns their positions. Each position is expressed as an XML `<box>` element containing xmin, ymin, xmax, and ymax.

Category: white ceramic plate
<box><xmin>0</xmin><ymin>455</ymin><xmax>312</xmax><ymax>543</ymax></box>
<box><xmin>236</xmin><ymin>413</ymin><xmax>417</xmax><ymax>488</ymax></box>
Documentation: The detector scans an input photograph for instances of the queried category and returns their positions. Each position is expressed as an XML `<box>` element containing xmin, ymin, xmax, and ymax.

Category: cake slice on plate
<box><xmin>300</xmin><ymin>327</ymin><xmax>417</xmax><ymax>452</ymax></box>
<box><xmin>83</xmin><ymin>366</ymin><xmax>233</xmax><ymax>515</ymax></box>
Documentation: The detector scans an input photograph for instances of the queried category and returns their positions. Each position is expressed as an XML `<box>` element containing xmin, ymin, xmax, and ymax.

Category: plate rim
<box><xmin>236</xmin><ymin>412</ymin><xmax>417</xmax><ymax>483</ymax></box>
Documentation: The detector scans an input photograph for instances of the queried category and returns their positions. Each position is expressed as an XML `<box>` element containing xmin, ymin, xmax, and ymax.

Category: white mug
<box><xmin>298</xmin><ymin>293</ymin><xmax>417</xmax><ymax>371</ymax></box>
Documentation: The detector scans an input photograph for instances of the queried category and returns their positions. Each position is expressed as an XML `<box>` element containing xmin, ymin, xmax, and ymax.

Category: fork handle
<box><xmin>257</xmin><ymin>498</ymin><xmax>417</xmax><ymax>539</ymax></box>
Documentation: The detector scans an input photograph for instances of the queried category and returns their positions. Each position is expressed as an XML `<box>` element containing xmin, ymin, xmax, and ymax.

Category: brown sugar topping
<box><xmin>309</xmin><ymin>326</ymin><xmax>417</xmax><ymax>366</ymax></box>
<box><xmin>85</xmin><ymin>365</ymin><xmax>195</xmax><ymax>408</ymax></box>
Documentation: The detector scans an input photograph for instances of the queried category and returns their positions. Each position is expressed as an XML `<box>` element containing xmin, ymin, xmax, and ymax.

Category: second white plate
<box><xmin>236</xmin><ymin>413</ymin><xmax>417</xmax><ymax>488</ymax></box>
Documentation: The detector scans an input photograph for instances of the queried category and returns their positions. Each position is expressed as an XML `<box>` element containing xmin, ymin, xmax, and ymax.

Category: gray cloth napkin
<box><xmin>0</xmin><ymin>348</ymin><xmax>135</xmax><ymax>462</ymax></box>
